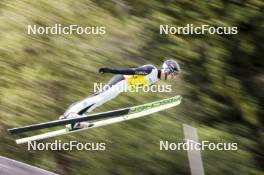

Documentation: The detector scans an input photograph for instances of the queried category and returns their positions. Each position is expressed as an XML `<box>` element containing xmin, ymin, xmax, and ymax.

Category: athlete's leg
<box><xmin>61</xmin><ymin>75</ymin><xmax>127</xmax><ymax>129</ymax></box>
<box><xmin>64</xmin><ymin>80</ymin><xmax>127</xmax><ymax>129</ymax></box>
<box><xmin>63</xmin><ymin>75</ymin><xmax>125</xmax><ymax>117</ymax></box>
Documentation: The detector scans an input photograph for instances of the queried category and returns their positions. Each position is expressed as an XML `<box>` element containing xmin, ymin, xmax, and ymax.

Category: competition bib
<box><xmin>125</xmin><ymin>75</ymin><xmax>148</xmax><ymax>87</ymax></box>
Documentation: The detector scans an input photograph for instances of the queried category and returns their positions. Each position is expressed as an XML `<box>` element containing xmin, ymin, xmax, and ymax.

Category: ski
<box><xmin>12</xmin><ymin>95</ymin><xmax>182</xmax><ymax>144</ymax></box>
<box><xmin>8</xmin><ymin>108</ymin><xmax>130</xmax><ymax>134</ymax></box>
<box><xmin>9</xmin><ymin>95</ymin><xmax>182</xmax><ymax>134</ymax></box>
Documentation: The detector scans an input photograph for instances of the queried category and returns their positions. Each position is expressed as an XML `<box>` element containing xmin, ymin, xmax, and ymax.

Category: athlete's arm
<box><xmin>99</xmin><ymin>65</ymin><xmax>154</xmax><ymax>75</ymax></box>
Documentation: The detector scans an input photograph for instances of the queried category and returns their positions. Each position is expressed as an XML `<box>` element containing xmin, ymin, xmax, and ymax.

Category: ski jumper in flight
<box><xmin>60</xmin><ymin>59</ymin><xmax>181</xmax><ymax>130</ymax></box>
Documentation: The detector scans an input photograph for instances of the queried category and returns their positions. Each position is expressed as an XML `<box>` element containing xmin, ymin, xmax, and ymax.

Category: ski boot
<box><xmin>59</xmin><ymin>113</ymin><xmax>90</xmax><ymax>131</ymax></box>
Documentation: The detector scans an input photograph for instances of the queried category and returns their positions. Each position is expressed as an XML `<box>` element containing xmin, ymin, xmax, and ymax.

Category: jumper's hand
<box><xmin>99</xmin><ymin>67</ymin><xmax>111</xmax><ymax>74</ymax></box>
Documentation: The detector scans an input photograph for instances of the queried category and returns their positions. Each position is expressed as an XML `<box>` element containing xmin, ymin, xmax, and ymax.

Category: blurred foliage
<box><xmin>0</xmin><ymin>0</ymin><xmax>263</xmax><ymax>175</ymax></box>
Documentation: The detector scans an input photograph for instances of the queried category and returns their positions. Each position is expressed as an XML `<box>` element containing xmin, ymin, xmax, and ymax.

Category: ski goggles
<box><xmin>164</xmin><ymin>69</ymin><xmax>179</xmax><ymax>77</ymax></box>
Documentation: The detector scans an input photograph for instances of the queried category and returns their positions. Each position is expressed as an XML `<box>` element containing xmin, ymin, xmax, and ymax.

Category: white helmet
<box><xmin>162</xmin><ymin>59</ymin><xmax>180</xmax><ymax>76</ymax></box>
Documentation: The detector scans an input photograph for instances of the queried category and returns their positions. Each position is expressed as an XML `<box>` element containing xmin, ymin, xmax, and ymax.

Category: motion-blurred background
<box><xmin>0</xmin><ymin>0</ymin><xmax>263</xmax><ymax>174</ymax></box>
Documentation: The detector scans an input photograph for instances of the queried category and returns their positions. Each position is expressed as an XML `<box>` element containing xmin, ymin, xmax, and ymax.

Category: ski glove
<box><xmin>99</xmin><ymin>67</ymin><xmax>111</xmax><ymax>74</ymax></box>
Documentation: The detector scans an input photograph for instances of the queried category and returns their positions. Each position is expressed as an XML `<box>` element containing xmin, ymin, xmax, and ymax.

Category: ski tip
<box><xmin>179</xmin><ymin>95</ymin><xmax>183</xmax><ymax>101</ymax></box>
<box><xmin>7</xmin><ymin>128</ymin><xmax>15</xmax><ymax>135</ymax></box>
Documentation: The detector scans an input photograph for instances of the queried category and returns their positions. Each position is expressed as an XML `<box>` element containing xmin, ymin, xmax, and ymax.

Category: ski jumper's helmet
<box><xmin>162</xmin><ymin>59</ymin><xmax>180</xmax><ymax>76</ymax></box>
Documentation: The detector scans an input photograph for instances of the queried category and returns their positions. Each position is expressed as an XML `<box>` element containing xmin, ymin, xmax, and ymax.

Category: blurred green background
<box><xmin>0</xmin><ymin>0</ymin><xmax>263</xmax><ymax>174</ymax></box>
